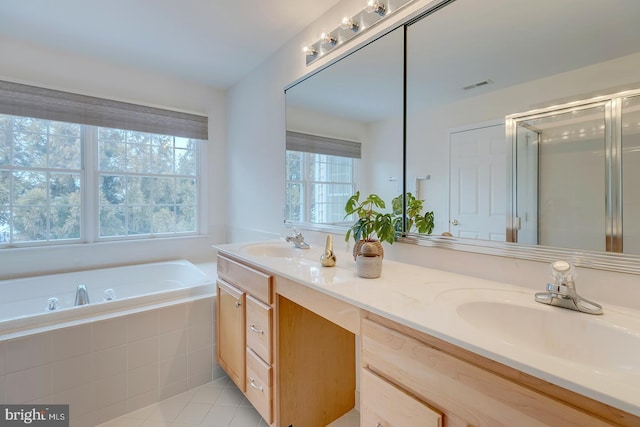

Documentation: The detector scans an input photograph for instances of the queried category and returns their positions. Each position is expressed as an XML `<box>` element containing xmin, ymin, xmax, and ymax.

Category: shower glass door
<box><xmin>513</xmin><ymin>104</ymin><xmax>608</xmax><ymax>251</ymax></box>
<box><xmin>622</xmin><ymin>95</ymin><xmax>640</xmax><ymax>254</ymax></box>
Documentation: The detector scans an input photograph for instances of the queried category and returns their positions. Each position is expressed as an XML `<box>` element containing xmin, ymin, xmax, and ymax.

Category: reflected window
<box><xmin>284</xmin><ymin>131</ymin><xmax>361</xmax><ymax>225</ymax></box>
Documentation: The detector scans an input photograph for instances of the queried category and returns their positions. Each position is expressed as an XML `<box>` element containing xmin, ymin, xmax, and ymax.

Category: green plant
<box><xmin>392</xmin><ymin>192</ymin><xmax>435</xmax><ymax>235</ymax></box>
<box><xmin>344</xmin><ymin>191</ymin><xmax>396</xmax><ymax>245</ymax></box>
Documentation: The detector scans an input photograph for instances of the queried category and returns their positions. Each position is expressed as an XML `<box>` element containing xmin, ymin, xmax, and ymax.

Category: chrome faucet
<box><xmin>285</xmin><ymin>228</ymin><xmax>310</xmax><ymax>249</ymax></box>
<box><xmin>74</xmin><ymin>284</ymin><xmax>90</xmax><ymax>306</ymax></box>
<box><xmin>535</xmin><ymin>261</ymin><xmax>603</xmax><ymax>315</ymax></box>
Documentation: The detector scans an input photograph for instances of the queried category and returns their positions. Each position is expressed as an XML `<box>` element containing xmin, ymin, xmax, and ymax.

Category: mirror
<box><xmin>285</xmin><ymin>28</ymin><xmax>404</xmax><ymax>227</ymax></box>
<box><xmin>406</xmin><ymin>0</ymin><xmax>640</xmax><ymax>259</ymax></box>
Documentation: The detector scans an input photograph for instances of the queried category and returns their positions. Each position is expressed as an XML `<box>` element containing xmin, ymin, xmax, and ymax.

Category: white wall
<box><xmin>226</xmin><ymin>0</ymin><xmax>640</xmax><ymax>311</ymax></box>
<box><xmin>0</xmin><ymin>37</ymin><xmax>227</xmax><ymax>278</ymax></box>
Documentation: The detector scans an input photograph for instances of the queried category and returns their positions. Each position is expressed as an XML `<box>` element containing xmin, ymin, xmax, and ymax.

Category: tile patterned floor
<box><xmin>98</xmin><ymin>375</ymin><xmax>359</xmax><ymax>427</ymax></box>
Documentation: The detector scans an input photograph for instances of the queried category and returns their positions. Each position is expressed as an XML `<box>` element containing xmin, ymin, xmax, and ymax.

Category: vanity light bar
<box><xmin>304</xmin><ymin>0</ymin><xmax>418</xmax><ymax>65</ymax></box>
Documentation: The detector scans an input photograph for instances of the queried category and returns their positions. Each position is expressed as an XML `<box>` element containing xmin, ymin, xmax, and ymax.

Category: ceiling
<box><xmin>0</xmin><ymin>0</ymin><xmax>343</xmax><ymax>89</ymax></box>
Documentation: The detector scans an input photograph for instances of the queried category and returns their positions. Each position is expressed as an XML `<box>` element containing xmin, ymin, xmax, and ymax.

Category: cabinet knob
<box><xmin>450</xmin><ymin>219</ymin><xmax>459</xmax><ymax>226</ymax></box>
<box><xmin>250</xmin><ymin>324</ymin><xmax>264</xmax><ymax>334</ymax></box>
<box><xmin>249</xmin><ymin>378</ymin><xmax>264</xmax><ymax>392</ymax></box>
<box><xmin>235</xmin><ymin>301</ymin><xmax>242</xmax><ymax>308</ymax></box>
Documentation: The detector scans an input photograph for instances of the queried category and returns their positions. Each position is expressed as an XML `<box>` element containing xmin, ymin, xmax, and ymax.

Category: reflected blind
<box><xmin>0</xmin><ymin>80</ymin><xmax>208</xmax><ymax>140</ymax></box>
<box><xmin>286</xmin><ymin>131</ymin><xmax>361</xmax><ymax>159</ymax></box>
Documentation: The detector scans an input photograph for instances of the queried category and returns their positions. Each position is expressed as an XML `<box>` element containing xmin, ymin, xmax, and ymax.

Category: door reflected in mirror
<box><xmin>406</xmin><ymin>0</ymin><xmax>640</xmax><ymax>255</ymax></box>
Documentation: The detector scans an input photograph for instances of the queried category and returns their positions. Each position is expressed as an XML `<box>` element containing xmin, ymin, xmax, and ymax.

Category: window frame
<box><xmin>285</xmin><ymin>149</ymin><xmax>359</xmax><ymax>226</ymax></box>
<box><xmin>0</xmin><ymin>116</ymin><xmax>206</xmax><ymax>248</ymax></box>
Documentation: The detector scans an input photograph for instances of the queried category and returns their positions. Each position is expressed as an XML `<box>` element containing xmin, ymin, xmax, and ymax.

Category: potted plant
<box><xmin>344</xmin><ymin>191</ymin><xmax>395</xmax><ymax>261</ymax></box>
<box><xmin>391</xmin><ymin>192</ymin><xmax>435</xmax><ymax>235</ymax></box>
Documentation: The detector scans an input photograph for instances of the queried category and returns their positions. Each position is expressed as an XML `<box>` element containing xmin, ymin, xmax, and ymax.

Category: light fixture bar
<box><xmin>304</xmin><ymin>0</ymin><xmax>417</xmax><ymax>65</ymax></box>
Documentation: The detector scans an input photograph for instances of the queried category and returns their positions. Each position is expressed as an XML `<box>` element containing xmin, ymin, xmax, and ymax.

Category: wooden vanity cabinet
<box><xmin>361</xmin><ymin>314</ymin><xmax>634</xmax><ymax>427</ymax></box>
<box><xmin>216</xmin><ymin>254</ymin><xmax>273</xmax><ymax>423</ymax></box>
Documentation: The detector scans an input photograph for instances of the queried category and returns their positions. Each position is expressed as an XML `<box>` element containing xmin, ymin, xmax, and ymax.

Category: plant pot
<box><xmin>356</xmin><ymin>241</ymin><xmax>383</xmax><ymax>278</ymax></box>
<box><xmin>352</xmin><ymin>239</ymin><xmax>384</xmax><ymax>260</ymax></box>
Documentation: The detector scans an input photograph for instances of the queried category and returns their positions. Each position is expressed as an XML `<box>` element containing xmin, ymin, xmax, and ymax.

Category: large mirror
<box><xmin>285</xmin><ymin>0</ymin><xmax>640</xmax><ymax>273</ymax></box>
<box><xmin>406</xmin><ymin>0</ymin><xmax>640</xmax><ymax>261</ymax></box>
<box><xmin>285</xmin><ymin>28</ymin><xmax>404</xmax><ymax>227</ymax></box>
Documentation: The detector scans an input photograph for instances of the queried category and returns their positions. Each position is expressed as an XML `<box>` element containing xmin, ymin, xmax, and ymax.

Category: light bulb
<box><xmin>303</xmin><ymin>46</ymin><xmax>317</xmax><ymax>57</ymax></box>
<box><xmin>340</xmin><ymin>17</ymin><xmax>359</xmax><ymax>32</ymax></box>
<box><xmin>320</xmin><ymin>32</ymin><xmax>337</xmax><ymax>46</ymax></box>
<box><xmin>365</xmin><ymin>0</ymin><xmax>386</xmax><ymax>16</ymax></box>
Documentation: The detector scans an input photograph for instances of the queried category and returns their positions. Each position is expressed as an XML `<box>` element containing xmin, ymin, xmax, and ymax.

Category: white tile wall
<box><xmin>0</xmin><ymin>296</ymin><xmax>216</xmax><ymax>426</ymax></box>
<box><xmin>0</xmin><ymin>372</ymin><xmax>6</xmax><ymax>404</ymax></box>
<box><xmin>5</xmin><ymin>333</ymin><xmax>51</xmax><ymax>373</ymax></box>
<box><xmin>93</xmin><ymin>317</ymin><xmax>127</xmax><ymax>351</ymax></box>
<box><xmin>6</xmin><ymin>364</ymin><xmax>52</xmax><ymax>403</ymax></box>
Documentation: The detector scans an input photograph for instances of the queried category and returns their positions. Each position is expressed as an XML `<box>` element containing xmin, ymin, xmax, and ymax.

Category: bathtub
<box><xmin>0</xmin><ymin>259</ymin><xmax>215</xmax><ymax>338</ymax></box>
<box><xmin>0</xmin><ymin>259</ymin><xmax>220</xmax><ymax>425</ymax></box>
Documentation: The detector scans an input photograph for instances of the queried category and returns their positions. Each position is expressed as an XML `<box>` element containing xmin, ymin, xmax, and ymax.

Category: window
<box><xmin>0</xmin><ymin>116</ymin><xmax>81</xmax><ymax>243</ymax></box>
<box><xmin>98</xmin><ymin>128</ymin><xmax>199</xmax><ymax>237</ymax></box>
<box><xmin>285</xmin><ymin>131</ymin><xmax>361</xmax><ymax>225</ymax></box>
<box><xmin>0</xmin><ymin>80</ymin><xmax>207</xmax><ymax>247</ymax></box>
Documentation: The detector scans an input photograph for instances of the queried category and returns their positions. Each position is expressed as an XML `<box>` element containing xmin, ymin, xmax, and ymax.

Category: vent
<box><xmin>463</xmin><ymin>79</ymin><xmax>493</xmax><ymax>90</ymax></box>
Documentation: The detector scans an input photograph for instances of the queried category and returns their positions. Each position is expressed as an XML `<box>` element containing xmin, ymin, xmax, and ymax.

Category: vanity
<box><xmin>215</xmin><ymin>240</ymin><xmax>640</xmax><ymax>427</ymax></box>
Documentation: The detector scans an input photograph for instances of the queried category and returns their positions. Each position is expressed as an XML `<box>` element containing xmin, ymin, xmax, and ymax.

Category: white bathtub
<box><xmin>0</xmin><ymin>259</ymin><xmax>219</xmax><ymax>425</ymax></box>
<box><xmin>0</xmin><ymin>259</ymin><xmax>215</xmax><ymax>338</ymax></box>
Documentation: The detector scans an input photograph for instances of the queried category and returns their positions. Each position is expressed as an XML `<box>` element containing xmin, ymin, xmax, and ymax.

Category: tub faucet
<box><xmin>75</xmin><ymin>284</ymin><xmax>90</xmax><ymax>306</ymax></box>
<box><xmin>285</xmin><ymin>228</ymin><xmax>310</xmax><ymax>249</ymax></box>
<box><xmin>534</xmin><ymin>261</ymin><xmax>603</xmax><ymax>315</ymax></box>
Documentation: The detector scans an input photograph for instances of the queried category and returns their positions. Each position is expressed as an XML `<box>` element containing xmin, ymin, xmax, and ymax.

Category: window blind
<box><xmin>0</xmin><ymin>80</ymin><xmax>208</xmax><ymax>140</ymax></box>
<box><xmin>286</xmin><ymin>131</ymin><xmax>361</xmax><ymax>159</ymax></box>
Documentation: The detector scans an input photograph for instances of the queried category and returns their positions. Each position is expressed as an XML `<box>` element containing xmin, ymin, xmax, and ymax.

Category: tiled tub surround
<box><xmin>0</xmin><ymin>297</ymin><xmax>220</xmax><ymax>426</ymax></box>
<box><xmin>0</xmin><ymin>260</ymin><xmax>220</xmax><ymax>427</ymax></box>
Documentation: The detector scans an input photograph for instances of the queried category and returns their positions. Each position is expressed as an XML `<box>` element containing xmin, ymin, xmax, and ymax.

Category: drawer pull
<box><xmin>249</xmin><ymin>378</ymin><xmax>264</xmax><ymax>392</ymax></box>
<box><xmin>250</xmin><ymin>324</ymin><xmax>264</xmax><ymax>334</ymax></box>
<box><xmin>235</xmin><ymin>301</ymin><xmax>242</xmax><ymax>308</ymax></box>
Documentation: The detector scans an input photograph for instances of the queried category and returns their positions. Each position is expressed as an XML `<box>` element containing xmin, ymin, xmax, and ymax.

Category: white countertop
<box><xmin>214</xmin><ymin>239</ymin><xmax>640</xmax><ymax>417</ymax></box>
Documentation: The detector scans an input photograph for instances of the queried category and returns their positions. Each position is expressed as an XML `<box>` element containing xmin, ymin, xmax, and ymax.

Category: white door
<box><xmin>449</xmin><ymin>124</ymin><xmax>507</xmax><ymax>240</ymax></box>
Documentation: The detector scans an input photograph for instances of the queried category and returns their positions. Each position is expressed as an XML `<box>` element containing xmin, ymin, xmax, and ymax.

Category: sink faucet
<box><xmin>75</xmin><ymin>284</ymin><xmax>90</xmax><ymax>306</ymax></box>
<box><xmin>285</xmin><ymin>228</ymin><xmax>310</xmax><ymax>249</ymax></box>
<box><xmin>535</xmin><ymin>261</ymin><xmax>603</xmax><ymax>315</ymax></box>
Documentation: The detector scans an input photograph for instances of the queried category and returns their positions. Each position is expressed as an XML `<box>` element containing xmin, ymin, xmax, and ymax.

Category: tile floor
<box><xmin>98</xmin><ymin>375</ymin><xmax>360</xmax><ymax>427</ymax></box>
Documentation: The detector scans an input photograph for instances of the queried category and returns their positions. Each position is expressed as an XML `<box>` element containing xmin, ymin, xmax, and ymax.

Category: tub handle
<box><xmin>235</xmin><ymin>301</ymin><xmax>242</xmax><ymax>308</ymax></box>
<box><xmin>250</xmin><ymin>324</ymin><xmax>264</xmax><ymax>335</ymax></box>
<box><xmin>249</xmin><ymin>378</ymin><xmax>263</xmax><ymax>392</ymax></box>
<box><xmin>46</xmin><ymin>297</ymin><xmax>60</xmax><ymax>311</ymax></box>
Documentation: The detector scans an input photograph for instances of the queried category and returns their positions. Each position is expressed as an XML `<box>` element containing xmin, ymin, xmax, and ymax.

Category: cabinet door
<box><xmin>361</xmin><ymin>368</ymin><xmax>442</xmax><ymax>427</ymax></box>
<box><xmin>217</xmin><ymin>280</ymin><xmax>246</xmax><ymax>391</ymax></box>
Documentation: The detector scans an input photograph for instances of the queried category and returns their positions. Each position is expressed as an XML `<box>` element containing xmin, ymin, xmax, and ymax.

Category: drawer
<box><xmin>246</xmin><ymin>348</ymin><xmax>273</xmax><ymax>424</ymax></box>
<box><xmin>217</xmin><ymin>254</ymin><xmax>272</xmax><ymax>304</ymax></box>
<box><xmin>246</xmin><ymin>295</ymin><xmax>272</xmax><ymax>364</ymax></box>
<box><xmin>362</xmin><ymin>318</ymin><xmax>612</xmax><ymax>427</ymax></box>
<box><xmin>361</xmin><ymin>368</ymin><xmax>442</xmax><ymax>427</ymax></box>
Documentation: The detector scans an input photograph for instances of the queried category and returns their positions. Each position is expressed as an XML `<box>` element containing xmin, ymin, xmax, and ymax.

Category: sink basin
<box><xmin>239</xmin><ymin>242</ymin><xmax>314</xmax><ymax>258</ymax></box>
<box><xmin>438</xmin><ymin>289</ymin><xmax>640</xmax><ymax>374</ymax></box>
